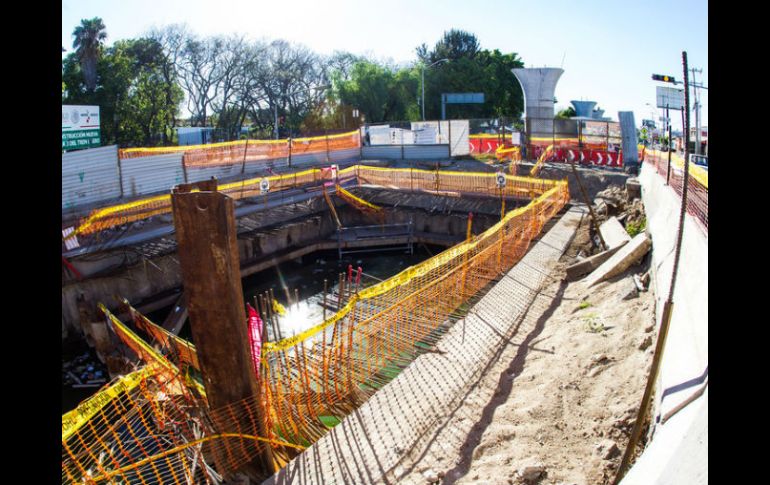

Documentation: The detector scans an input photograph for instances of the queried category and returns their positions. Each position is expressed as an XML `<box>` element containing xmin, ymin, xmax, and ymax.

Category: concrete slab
<box><xmin>584</xmin><ymin>233</ymin><xmax>651</xmax><ymax>287</ymax></box>
<box><xmin>600</xmin><ymin>216</ymin><xmax>631</xmax><ymax>249</ymax></box>
<box><xmin>626</xmin><ymin>178</ymin><xmax>642</xmax><ymax>200</ymax></box>
<box><xmin>262</xmin><ymin>205</ymin><xmax>586</xmax><ymax>485</ymax></box>
<box><xmin>565</xmin><ymin>246</ymin><xmax>621</xmax><ymax>281</ymax></box>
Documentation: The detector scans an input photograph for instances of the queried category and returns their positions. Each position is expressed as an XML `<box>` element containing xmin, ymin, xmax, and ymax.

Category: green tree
<box><xmin>429</xmin><ymin>29</ymin><xmax>480</xmax><ymax>63</ymax></box>
<box><xmin>419</xmin><ymin>36</ymin><xmax>525</xmax><ymax>120</ymax></box>
<box><xmin>332</xmin><ymin>60</ymin><xmax>419</xmax><ymax>123</ymax></box>
<box><xmin>72</xmin><ymin>17</ymin><xmax>107</xmax><ymax>91</ymax></box>
<box><xmin>556</xmin><ymin>107</ymin><xmax>576</xmax><ymax>119</ymax></box>
<box><xmin>62</xmin><ymin>37</ymin><xmax>183</xmax><ymax>146</ymax></box>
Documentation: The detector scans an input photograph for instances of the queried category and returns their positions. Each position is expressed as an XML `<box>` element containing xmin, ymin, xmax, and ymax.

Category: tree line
<box><xmin>63</xmin><ymin>21</ymin><xmax>526</xmax><ymax>147</ymax></box>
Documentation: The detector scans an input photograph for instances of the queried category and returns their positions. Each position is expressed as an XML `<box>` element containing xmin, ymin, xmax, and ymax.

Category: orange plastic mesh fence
<box><xmin>68</xmin><ymin>166</ymin><xmax>561</xmax><ymax>239</ymax></box>
<box><xmin>64</xmin><ymin>174</ymin><xmax>569</xmax><ymax>481</ymax></box>
<box><xmin>256</xmin><ymin>182</ymin><xmax>568</xmax><ymax>447</ymax></box>
<box><xmin>643</xmin><ymin>149</ymin><xmax>708</xmax><ymax>231</ymax></box>
<box><xmin>62</xmin><ymin>306</ymin><xmax>306</xmax><ymax>484</ymax></box>
<box><xmin>118</xmin><ymin>131</ymin><xmax>361</xmax><ymax>168</ymax></box>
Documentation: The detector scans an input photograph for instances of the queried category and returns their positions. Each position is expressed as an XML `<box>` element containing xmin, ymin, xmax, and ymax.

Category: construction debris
<box><xmin>625</xmin><ymin>178</ymin><xmax>642</xmax><ymax>200</ymax></box>
<box><xmin>565</xmin><ymin>247</ymin><xmax>621</xmax><ymax>281</ymax></box>
<box><xmin>62</xmin><ymin>351</ymin><xmax>108</xmax><ymax>389</ymax></box>
<box><xmin>517</xmin><ymin>458</ymin><xmax>547</xmax><ymax>482</ymax></box>
<box><xmin>584</xmin><ymin>234</ymin><xmax>652</xmax><ymax>287</ymax></box>
<box><xmin>599</xmin><ymin>217</ymin><xmax>631</xmax><ymax>250</ymax></box>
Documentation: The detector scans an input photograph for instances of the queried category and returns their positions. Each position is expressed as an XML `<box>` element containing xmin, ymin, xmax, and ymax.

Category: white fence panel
<box><xmin>120</xmin><ymin>153</ymin><xmax>185</xmax><ymax>197</ymax></box>
<box><xmin>62</xmin><ymin>145</ymin><xmax>121</xmax><ymax>211</ymax></box>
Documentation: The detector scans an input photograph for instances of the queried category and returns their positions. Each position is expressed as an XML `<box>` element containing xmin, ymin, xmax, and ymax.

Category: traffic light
<box><xmin>652</xmin><ymin>74</ymin><xmax>676</xmax><ymax>83</ymax></box>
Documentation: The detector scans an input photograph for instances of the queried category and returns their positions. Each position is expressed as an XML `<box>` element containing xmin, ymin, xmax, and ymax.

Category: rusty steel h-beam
<box><xmin>170</xmin><ymin>178</ymin><xmax>275</xmax><ymax>477</ymax></box>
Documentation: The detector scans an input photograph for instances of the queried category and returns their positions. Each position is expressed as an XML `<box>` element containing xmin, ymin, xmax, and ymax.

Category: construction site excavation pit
<box><xmin>62</xmin><ymin>184</ymin><xmax>520</xmax><ymax>407</ymax></box>
<box><xmin>62</xmin><ymin>166</ymin><xmax>580</xmax><ymax>484</ymax></box>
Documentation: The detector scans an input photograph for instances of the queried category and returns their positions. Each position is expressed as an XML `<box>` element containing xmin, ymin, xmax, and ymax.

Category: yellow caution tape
<box><xmin>470</xmin><ymin>134</ymin><xmax>505</xmax><ymax>139</ymax></box>
<box><xmin>336</xmin><ymin>184</ymin><xmax>382</xmax><ymax>212</ymax></box>
<box><xmin>272</xmin><ymin>299</ymin><xmax>286</xmax><ymax>316</ymax></box>
<box><xmin>62</xmin><ymin>366</ymin><xmax>153</xmax><ymax>441</ymax></box>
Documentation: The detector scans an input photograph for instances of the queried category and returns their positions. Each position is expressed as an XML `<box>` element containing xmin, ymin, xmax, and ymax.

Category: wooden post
<box><xmin>288</xmin><ymin>137</ymin><xmax>292</xmax><ymax>168</ymax></box>
<box><xmin>569</xmin><ymin>160</ymin><xmax>608</xmax><ymax>251</ymax></box>
<box><xmin>170</xmin><ymin>179</ymin><xmax>275</xmax><ymax>477</ymax></box>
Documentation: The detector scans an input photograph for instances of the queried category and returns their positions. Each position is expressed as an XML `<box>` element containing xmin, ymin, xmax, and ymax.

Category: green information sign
<box><xmin>62</xmin><ymin>105</ymin><xmax>101</xmax><ymax>151</ymax></box>
<box><xmin>62</xmin><ymin>129</ymin><xmax>101</xmax><ymax>149</ymax></box>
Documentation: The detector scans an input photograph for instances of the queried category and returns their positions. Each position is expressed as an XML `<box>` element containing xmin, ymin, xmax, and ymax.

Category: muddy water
<box><xmin>243</xmin><ymin>246</ymin><xmax>437</xmax><ymax>341</ymax></box>
<box><xmin>163</xmin><ymin>246</ymin><xmax>438</xmax><ymax>342</ymax></box>
<box><xmin>63</xmin><ymin>247</ymin><xmax>438</xmax><ymax>414</ymax></box>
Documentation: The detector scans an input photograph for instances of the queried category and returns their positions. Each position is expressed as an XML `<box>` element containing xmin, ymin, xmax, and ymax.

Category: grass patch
<box><xmin>626</xmin><ymin>217</ymin><xmax>647</xmax><ymax>237</ymax></box>
<box><xmin>578</xmin><ymin>300</ymin><xmax>592</xmax><ymax>309</ymax></box>
<box><xmin>584</xmin><ymin>313</ymin><xmax>604</xmax><ymax>333</ymax></box>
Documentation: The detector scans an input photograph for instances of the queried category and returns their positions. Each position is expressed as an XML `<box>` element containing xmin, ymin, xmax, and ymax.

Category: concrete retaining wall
<box><xmin>620</xmin><ymin>163</ymin><xmax>707</xmax><ymax>484</ymax></box>
<box><xmin>516</xmin><ymin>162</ymin><xmax>629</xmax><ymax>201</ymax></box>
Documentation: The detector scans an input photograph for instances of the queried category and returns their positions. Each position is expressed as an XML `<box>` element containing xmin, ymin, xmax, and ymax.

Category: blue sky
<box><xmin>62</xmin><ymin>0</ymin><xmax>708</xmax><ymax>129</ymax></box>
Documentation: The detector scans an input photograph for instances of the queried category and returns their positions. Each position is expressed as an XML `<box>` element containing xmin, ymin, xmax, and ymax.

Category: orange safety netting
<box><xmin>118</xmin><ymin>131</ymin><xmax>361</xmax><ymax>168</ymax></box>
<box><xmin>643</xmin><ymin>148</ymin><xmax>708</xmax><ymax>231</ymax></box>
<box><xmin>63</xmin><ymin>167</ymin><xmax>569</xmax><ymax>482</ymax></box>
<box><xmin>67</xmin><ymin>166</ymin><xmax>562</xmax><ymax>241</ymax></box>
<box><xmin>61</xmin><ymin>305</ymin><xmax>305</xmax><ymax>484</ymax></box>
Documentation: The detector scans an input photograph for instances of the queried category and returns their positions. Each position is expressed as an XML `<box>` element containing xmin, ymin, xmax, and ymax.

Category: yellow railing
<box><xmin>645</xmin><ymin>148</ymin><xmax>708</xmax><ymax>189</ymax></box>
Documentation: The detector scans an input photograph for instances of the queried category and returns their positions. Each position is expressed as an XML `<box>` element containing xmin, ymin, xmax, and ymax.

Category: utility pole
<box><xmin>690</xmin><ymin>67</ymin><xmax>702</xmax><ymax>155</ymax></box>
<box><xmin>421</xmin><ymin>58</ymin><xmax>449</xmax><ymax>121</ymax></box>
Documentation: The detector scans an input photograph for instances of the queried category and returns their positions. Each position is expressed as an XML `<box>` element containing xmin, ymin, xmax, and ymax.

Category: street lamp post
<box><xmin>421</xmin><ymin>58</ymin><xmax>449</xmax><ymax>121</ymax></box>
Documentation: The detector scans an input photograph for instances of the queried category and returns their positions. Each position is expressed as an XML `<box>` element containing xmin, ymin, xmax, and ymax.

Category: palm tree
<box><xmin>72</xmin><ymin>17</ymin><xmax>107</xmax><ymax>91</ymax></box>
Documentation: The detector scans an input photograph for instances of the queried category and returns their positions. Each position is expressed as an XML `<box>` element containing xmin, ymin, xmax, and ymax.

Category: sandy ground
<box><xmin>390</xmin><ymin>221</ymin><xmax>656</xmax><ymax>485</ymax></box>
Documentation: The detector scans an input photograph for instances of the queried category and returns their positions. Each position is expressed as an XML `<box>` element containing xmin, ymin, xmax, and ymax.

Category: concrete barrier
<box><xmin>620</xmin><ymin>162</ymin><xmax>707</xmax><ymax>485</ymax></box>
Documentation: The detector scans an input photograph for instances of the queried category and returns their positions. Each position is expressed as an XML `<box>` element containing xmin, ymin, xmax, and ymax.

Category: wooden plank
<box><xmin>161</xmin><ymin>292</ymin><xmax>188</xmax><ymax>335</ymax></box>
